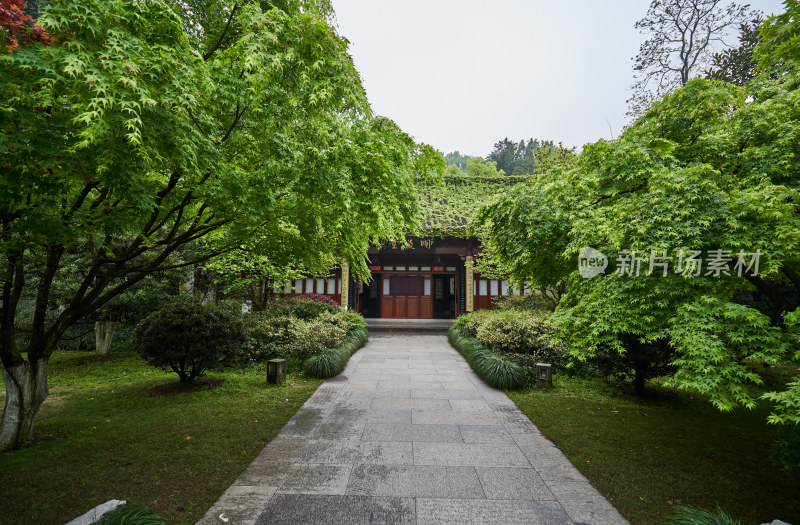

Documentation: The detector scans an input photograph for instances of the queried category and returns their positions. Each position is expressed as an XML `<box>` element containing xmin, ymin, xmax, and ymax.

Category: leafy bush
<box><xmin>459</xmin><ymin>309</ymin><xmax>568</xmax><ymax>368</ymax></box>
<box><xmin>664</xmin><ymin>506</ymin><xmax>740</xmax><ymax>525</ymax></box>
<box><xmin>286</xmin><ymin>312</ymin><xmax>347</xmax><ymax>363</ymax></box>
<box><xmin>97</xmin><ymin>504</ymin><xmax>172</xmax><ymax>525</ymax></box>
<box><xmin>135</xmin><ymin>300</ymin><xmax>247</xmax><ymax>383</ymax></box>
<box><xmin>261</xmin><ymin>297</ymin><xmax>295</xmax><ymax>317</ymax></box>
<box><xmin>457</xmin><ymin>309</ymin><xmax>493</xmax><ymax>336</ymax></box>
<box><xmin>240</xmin><ymin>314</ymin><xmax>296</xmax><ymax>364</ymax></box>
<box><xmin>494</xmin><ymin>293</ymin><xmax>556</xmax><ymax>312</ymax></box>
<box><xmin>339</xmin><ymin>310</ymin><xmax>367</xmax><ymax>332</ymax></box>
<box><xmin>305</xmin><ymin>327</ymin><xmax>369</xmax><ymax>378</ymax></box>
<box><xmin>474</xmin><ymin>310</ymin><xmax>548</xmax><ymax>351</ymax></box>
<box><xmin>291</xmin><ymin>298</ymin><xmax>339</xmax><ymax>320</ymax></box>
<box><xmin>448</xmin><ymin>325</ymin><xmax>527</xmax><ymax>389</ymax></box>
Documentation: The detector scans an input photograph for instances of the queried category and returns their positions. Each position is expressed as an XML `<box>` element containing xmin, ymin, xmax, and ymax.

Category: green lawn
<box><xmin>508</xmin><ymin>376</ymin><xmax>800</xmax><ymax>525</ymax></box>
<box><xmin>0</xmin><ymin>349</ymin><xmax>321</xmax><ymax>525</ymax></box>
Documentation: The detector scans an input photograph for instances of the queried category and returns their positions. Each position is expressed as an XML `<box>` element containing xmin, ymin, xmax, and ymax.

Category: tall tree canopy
<box><xmin>0</xmin><ymin>0</ymin><xmax>441</xmax><ymax>450</ymax></box>
<box><xmin>485</xmin><ymin>137</ymin><xmax>567</xmax><ymax>176</ymax></box>
<box><xmin>443</xmin><ymin>151</ymin><xmax>474</xmax><ymax>171</ymax></box>
<box><xmin>706</xmin><ymin>15</ymin><xmax>764</xmax><ymax>85</ymax></box>
<box><xmin>628</xmin><ymin>0</ymin><xmax>752</xmax><ymax>115</ymax></box>
<box><xmin>476</xmin><ymin>7</ymin><xmax>800</xmax><ymax>422</ymax></box>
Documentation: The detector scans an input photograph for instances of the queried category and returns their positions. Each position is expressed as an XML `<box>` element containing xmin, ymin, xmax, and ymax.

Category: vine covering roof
<box><xmin>415</xmin><ymin>173</ymin><xmax>532</xmax><ymax>238</ymax></box>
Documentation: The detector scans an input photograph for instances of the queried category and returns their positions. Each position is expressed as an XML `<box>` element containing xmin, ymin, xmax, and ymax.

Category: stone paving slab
<box><xmin>415</xmin><ymin>498</ymin><xmax>573</xmax><ymax>525</ymax></box>
<box><xmin>198</xmin><ymin>335</ymin><xmax>629</xmax><ymax>525</ymax></box>
<box><xmin>254</xmin><ymin>495</ymin><xmax>416</xmax><ymax>525</ymax></box>
<box><xmin>346</xmin><ymin>464</ymin><xmax>485</xmax><ymax>498</ymax></box>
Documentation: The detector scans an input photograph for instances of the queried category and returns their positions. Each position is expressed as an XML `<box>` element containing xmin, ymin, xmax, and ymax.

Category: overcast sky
<box><xmin>333</xmin><ymin>0</ymin><xmax>787</xmax><ymax>157</ymax></box>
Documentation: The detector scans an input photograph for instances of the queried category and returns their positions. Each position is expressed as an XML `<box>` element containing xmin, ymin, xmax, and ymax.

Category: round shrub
<box><xmin>135</xmin><ymin>300</ymin><xmax>246</xmax><ymax>383</ymax></box>
<box><xmin>240</xmin><ymin>314</ymin><xmax>296</xmax><ymax>364</ymax></box>
<box><xmin>286</xmin><ymin>313</ymin><xmax>347</xmax><ymax>363</ymax></box>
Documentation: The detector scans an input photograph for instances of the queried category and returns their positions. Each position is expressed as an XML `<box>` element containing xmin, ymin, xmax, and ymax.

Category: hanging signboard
<box><xmin>380</xmin><ymin>237</ymin><xmax>435</xmax><ymax>254</ymax></box>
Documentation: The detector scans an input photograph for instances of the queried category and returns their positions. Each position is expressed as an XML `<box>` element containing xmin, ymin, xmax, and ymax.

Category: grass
<box><xmin>508</xmin><ymin>375</ymin><xmax>800</xmax><ymax>525</ymax></box>
<box><xmin>0</xmin><ymin>348</ymin><xmax>322</xmax><ymax>525</ymax></box>
<box><xmin>447</xmin><ymin>325</ymin><xmax>527</xmax><ymax>389</ymax></box>
<box><xmin>304</xmin><ymin>327</ymin><xmax>369</xmax><ymax>378</ymax></box>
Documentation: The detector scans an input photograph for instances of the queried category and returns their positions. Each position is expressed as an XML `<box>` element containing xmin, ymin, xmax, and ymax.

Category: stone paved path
<box><xmin>198</xmin><ymin>335</ymin><xmax>629</xmax><ymax>525</ymax></box>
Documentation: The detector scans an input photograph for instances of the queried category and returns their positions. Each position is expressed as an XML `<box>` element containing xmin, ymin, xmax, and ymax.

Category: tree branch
<box><xmin>203</xmin><ymin>3</ymin><xmax>239</xmax><ymax>61</ymax></box>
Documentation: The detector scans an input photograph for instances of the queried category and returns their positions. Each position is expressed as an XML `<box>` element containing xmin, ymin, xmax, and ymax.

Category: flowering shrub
<box><xmin>294</xmin><ymin>293</ymin><xmax>340</xmax><ymax>308</ymax></box>
<box><xmin>291</xmin><ymin>298</ymin><xmax>339</xmax><ymax>320</ymax></box>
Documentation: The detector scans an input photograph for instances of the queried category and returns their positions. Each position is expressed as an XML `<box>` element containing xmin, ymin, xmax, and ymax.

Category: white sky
<box><xmin>333</xmin><ymin>0</ymin><xmax>787</xmax><ymax>157</ymax></box>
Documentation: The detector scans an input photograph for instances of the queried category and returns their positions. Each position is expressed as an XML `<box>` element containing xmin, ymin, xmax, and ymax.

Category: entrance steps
<box><xmin>365</xmin><ymin>318</ymin><xmax>454</xmax><ymax>334</ymax></box>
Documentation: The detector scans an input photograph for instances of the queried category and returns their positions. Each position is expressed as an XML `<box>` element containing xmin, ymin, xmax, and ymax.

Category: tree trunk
<box><xmin>633</xmin><ymin>368</ymin><xmax>646</xmax><ymax>395</ymax></box>
<box><xmin>94</xmin><ymin>321</ymin><xmax>117</xmax><ymax>355</ymax></box>
<box><xmin>0</xmin><ymin>358</ymin><xmax>49</xmax><ymax>451</ymax></box>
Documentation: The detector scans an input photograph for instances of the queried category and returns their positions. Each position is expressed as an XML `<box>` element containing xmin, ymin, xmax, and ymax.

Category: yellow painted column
<box><xmin>340</xmin><ymin>261</ymin><xmax>349</xmax><ymax>310</ymax></box>
<box><xmin>465</xmin><ymin>256</ymin><xmax>474</xmax><ymax>312</ymax></box>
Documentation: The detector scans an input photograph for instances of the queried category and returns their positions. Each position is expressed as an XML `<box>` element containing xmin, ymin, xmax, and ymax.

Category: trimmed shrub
<box><xmin>305</xmin><ymin>327</ymin><xmax>369</xmax><ymax>378</ymax></box>
<box><xmin>135</xmin><ymin>300</ymin><xmax>246</xmax><ymax>383</ymax></box>
<box><xmin>240</xmin><ymin>314</ymin><xmax>296</xmax><ymax>364</ymax></box>
<box><xmin>458</xmin><ymin>309</ymin><xmax>568</xmax><ymax>369</ymax></box>
<box><xmin>474</xmin><ymin>310</ymin><xmax>549</xmax><ymax>353</ymax></box>
<box><xmin>286</xmin><ymin>312</ymin><xmax>347</xmax><ymax>363</ymax></box>
<box><xmin>447</xmin><ymin>325</ymin><xmax>527</xmax><ymax>389</ymax></box>
<box><xmin>664</xmin><ymin>506</ymin><xmax>741</xmax><ymax>525</ymax></box>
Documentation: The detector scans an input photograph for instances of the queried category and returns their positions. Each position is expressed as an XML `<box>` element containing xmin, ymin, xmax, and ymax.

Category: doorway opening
<box><xmin>359</xmin><ymin>273</ymin><xmax>381</xmax><ymax>318</ymax></box>
<box><xmin>433</xmin><ymin>274</ymin><xmax>456</xmax><ymax>319</ymax></box>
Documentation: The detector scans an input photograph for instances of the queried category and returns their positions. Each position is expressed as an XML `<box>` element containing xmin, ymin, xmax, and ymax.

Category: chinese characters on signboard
<box><xmin>383</xmin><ymin>237</ymin><xmax>434</xmax><ymax>253</ymax></box>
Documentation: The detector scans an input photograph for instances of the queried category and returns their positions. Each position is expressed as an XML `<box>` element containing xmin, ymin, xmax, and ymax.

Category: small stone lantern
<box><xmin>267</xmin><ymin>359</ymin><xmax>287</xmax><ymax>385</ymax></box>
<box><xmin>536</xmin><ymin>363</ymin><xmax>552</xmax><ymax>388</ymax></box>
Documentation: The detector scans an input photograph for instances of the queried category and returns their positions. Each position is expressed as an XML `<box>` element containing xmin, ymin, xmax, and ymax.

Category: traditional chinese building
<box><xmin>271</xmin><ymin>173</ymin><xmax>532</xmax><ymax>319</ymax></box>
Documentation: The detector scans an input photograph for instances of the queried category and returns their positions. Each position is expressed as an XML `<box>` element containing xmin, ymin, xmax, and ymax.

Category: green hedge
<box><xmin>303</xmin><ymin>327</ymin><xmax>369</xmax><ymax>379</ymax></box>
<box><xmin>447</xmin><ymin>325</ymin><xmax>527</xmax><ymax>389</ymax></box>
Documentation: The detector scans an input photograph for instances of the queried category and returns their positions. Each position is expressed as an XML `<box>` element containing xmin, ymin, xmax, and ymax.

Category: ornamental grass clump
<box><xmin>664</xmin><ymin>506</ymin><xmax>741</xmax><ymax>525</ymax></box>
<box><xmin>304</xmin><ymin>327</ymin><xmax>369</xmax><ymax>379</ymax></box>
<box><xmin>97</xmin><ymin>504</ymin><xmax>173</xmax><ymax>525</ymax></box>
<box><xmin>447</xmin><ymin>324</ymin><xmax>527</xmax><ymax>389</ymax></box>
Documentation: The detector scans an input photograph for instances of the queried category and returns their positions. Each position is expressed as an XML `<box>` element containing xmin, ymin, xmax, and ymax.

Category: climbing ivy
<box><xmin>416</xmin><ymin>173</ymin><xmax>532</xmax><ymax>238</ymax></box>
